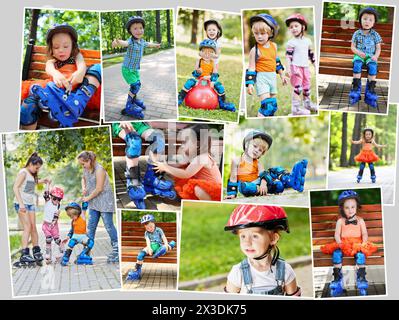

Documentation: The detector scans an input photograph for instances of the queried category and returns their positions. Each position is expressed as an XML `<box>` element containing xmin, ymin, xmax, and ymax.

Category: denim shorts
<box><xmin>14</xmin><ymin>203</ymin><xmax>35</xmax><ymax>212</ymax></box>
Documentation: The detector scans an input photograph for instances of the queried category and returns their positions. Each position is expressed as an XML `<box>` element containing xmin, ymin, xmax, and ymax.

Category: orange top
<box><xmin>340</xmin><ymin>218</ymin><xmax>362</xmax><ymax>238</ymax></box>
<box><xmin>237</xmin><ymin>158</ymin><xmax>259</xmax><ymax>182</ymax></box>
<box><xmin>199</xmin><ymin>59</ymin><xmax>214</xmax><ymax>77</ymax></box>
<box><xmin>73</xmin><ymin>216</ymin><xmax>86</xmax><ymax>235</ymax></box>
<box><xmin>362</xmin><ymin>142</ymin><xmax>373</xmax><ymax>151</ymax></box>
<box><xmin>193</xmin><ymin>156</ymin><xmax>222</xmax><ymax>183</ymax></box>
<box><xmin>256</xmin><ymin>42</ymin><xmax>277</xmax><ymax>72</ymax></box>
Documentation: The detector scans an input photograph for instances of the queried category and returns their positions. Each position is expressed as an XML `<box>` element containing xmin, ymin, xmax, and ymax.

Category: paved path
<box><xmin>318</xmin><ymin>75</ymin><xmax>388</xmax><ymax>114</ymax></box>
<box><xmin>328</xmin><ymin>165</ymin><xmax>395</xmax><ymax>205</ymax></box>
<box><xmin>121</xmin><ymin>262</ymin><xmax>177</xmax><ymax>291</ymax></box>
<box><xmin>11</xmin><ymin>224</ymin><xmax>120</xmax><ymax>297</ymax></box>
<box><xmin>104</xmin><ymin>49</ymin><xmax>177</xmax><ymax>121</ymax></box>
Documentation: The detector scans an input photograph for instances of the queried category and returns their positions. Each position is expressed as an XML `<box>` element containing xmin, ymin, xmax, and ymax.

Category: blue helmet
<box><xmin>359</xmin><ymin>7</ymin><xmax>379</xmax><ymax>25</ymax></box>
<box><xmin>199</xmin><ymin>39</ymin><xmax>217</xmax><ymax>52</ymax></box>
<box><xmin>250</xmin><ymin>14</ymin><xmax>279</xmax><ymax>39</ymax></box>
<box><xmin>126</xmin><ymin>16</ymin><xmax>145</xmax><ymax>34</ymax></box>
<box><xmin>65</xmin><ymin>202</ymin><xmax>82</xmax><ymax>214</ymax></box>
<box><xmin>338</xmin><ymin>190</ymin><xmax>359</xmax><ymax>204</ymax></box>
<box><xmin>140</xmin><ymin>214</ymin><xmax>155</xmax><ymax>224</ymax></box>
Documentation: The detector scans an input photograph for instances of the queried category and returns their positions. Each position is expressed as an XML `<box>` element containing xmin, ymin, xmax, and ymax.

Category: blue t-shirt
<box><xmin>122</xmin><ymin>38</ymin><xmax>148</xmax><ymax>70</ymax></box>
<box><xmin>145</xmin><ymin>227</ymin><xmax>165</xmax><ymax>245</ymax></box>
<box><xmin>352</xmin><ymin>29</ymin><xmax>382</xmax><ymax>56</ymax></box>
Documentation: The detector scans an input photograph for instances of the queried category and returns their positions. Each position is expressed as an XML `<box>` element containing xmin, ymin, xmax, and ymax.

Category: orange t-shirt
<box><xmin>199</xmin><ymin>59</ymin><xmax>214</xmax><ymax>77</ymax></box>
<box><xmin>362</xmin><ymin>142</ymin><xmax>373</xmax><ymax>151</ymax></box>
<box><xmin>72</xmin><ymin>216</ymin><xmax>86</xmax><ymax>235</ymax></box>
<box><xmin>340</xmin><ymin>218</ymin><xmax>362</xmax><ymax>239</ymax></box>
<box><xmin>255</xmin><ymin>42</ymin><xmax>277</xmax><ymax>72</ymax></box>
<box><xmin>237</xmin><ymin>158</ymin><xmax>259</xmax><ymax>182</ymax></box>
<box><xmin>192</xmin><ymin>156</ymin><xmax>222</xmax><ymax>183</ymax></box>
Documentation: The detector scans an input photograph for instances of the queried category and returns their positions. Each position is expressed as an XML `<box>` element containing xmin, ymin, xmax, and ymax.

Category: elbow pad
<box><xmin>276</xmin><ymin>57</ymin><xmax>284</xmax><ymax>73</ymax></box>
<box><xmin>245</xmin><ymin>69</ymin><xmax>257</xmax><ymax>87</ymax></box>
<box><xmin>286</xmin><ymin>48</ymin><xmax>294</xmax><ymax>62</ymax></box>
<box><xmin>286</xmin><ymin>286</ymin><xmax>302</xmax><ymax>296</ymax></box>
<box><xmin>210</xmin><ymin>73</ymin><xmax>219</xmax><ymax>82</ymax></box>
<box><xmin>308</xmin><ymin>49</ymin><xmax>315</xmax><ymax>64</ymax></box>
<box><xmin>192</xmin><ymin>69</ymin><xmax>201</xmax><ymax>78</ymax></box>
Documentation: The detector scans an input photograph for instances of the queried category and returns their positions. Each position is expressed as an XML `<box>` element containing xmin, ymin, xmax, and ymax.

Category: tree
<box><xmin>190</xmin><ymin>10</ymin><xmax>199</xmax><ymax>44</ymax></box>
<box><xmin>349</xmin><ymin>113</ymin><xmax>364</xmax><ymax>165</ymax></box>
<box><xmin>155</xmin><ymin>11</ymin><xmax>161</xmax><ymax>44</ymax></box>
<box><xmin>340</xmin><ymin>113</ymin><xmax>348</xmax><ymax>167</ymax></box>
<box><xmin>166</xmin><ymin>10</ymin><xmax>171</xmax><ymax>46</ymax></box>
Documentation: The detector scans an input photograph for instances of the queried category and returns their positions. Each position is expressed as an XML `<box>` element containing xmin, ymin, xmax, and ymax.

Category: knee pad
<box><xmin>238</xmin><ymin>181</ymin><xmax>258</xmax><ymax>197</ymax></box>
<box><xmin>124</xmin><ymin>132</ymin><xmax>142</xmax><ymax>159</ymax></box>
<box><xmin>86</xmin><ymin>63</ymin><xmax>102</xmax><ymax>83</ymax></box>
<box><xmin>367</xmin><ymin>61</ymin><xmax>378</xmax><ymax>76</ymax></box>
<box><xmin>67</xmin><ymin>238</ymin><xmax>78</xmax><ymax>249</ymax></box>
<box><xmin>294</xmin><ymin>85</ymin><xmax>302</xmax><ymax>96</ymax></box>
<box><xmin>245</xmin><ymin>69</ymin><xmax>257</xmax><ymax>86</ymax></box>
<box><xmin>268</xmin><ymin>180</ymin><xmax>285</xmax><ymax>194</ymax></box>
<box><xmin>353</xmin><ymin>59</ymin><xmax>363</xmax><ymax>74</ymax></box>
<box><xmin>130</xmin><ymin>81</ymin><xmax>141</xmax><ymax>95</ymax></box>
<box><xmin>355</xmin><ymin>252</ymin><xmax>366</xmax><ymax>265</ymax></box>
<box><xmin>184</xmin><ymin>78</ymin><xmax>196</xmax><ymax>91</ymax></box>
<box><xmin>259</xmin><ymin>97</ymin><xmax>277</xmax><ymax>116</ymax></box>
<box><xmin>137</xmin><ymin>250</ymin><xmax>147</xmax><ymax>261</ymax></box>
<box><xmin>303</xmin><ymin>89</ymin><xmax>310</xmax><ymax>97</ymax></box>
<box><xmin>214</xmin><ymin>82</ymin><xmax>225</xmax><ymax>95</ymax></box>
<box><xmin>210</xmin><ymin>73</ymin><xmax>219</xmax><ymax>82</ymax></box>
<box><xmin>46</xmin><ymin>236</ymin><xmax>53</xmax><ymax>245</ymax></box>
<box><xmin>20</xmin><ymin>96</ymin><xmax>40</xmax><ymax>125</ymax></box>
<box><xmin>332</xmin><ymin>249</ymin><xmax>343</xmax><ymax>264</ymax></box>
<box><xmin>146</xmin><ymin>130</ymin><xmax>165</xmax><ymax>154</ymax></box>
<box><xmin>54</xmin><ymin>238</ymin><xmax>61</xmax><ymax>246</ymax></box>
<box><xmin>86</xmin><ymin>238</ymin><xmax>95</xmax><ymax>250</ymax></box>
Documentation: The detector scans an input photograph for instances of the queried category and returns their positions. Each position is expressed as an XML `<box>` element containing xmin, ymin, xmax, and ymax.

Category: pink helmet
<box><xmin>50</xmin><ymin>186</ymin><xmax>64</xmax><ymax>200</ymax></box>
<box><xmin>225</xmin><ymin>204</ymin><xmax>289</xmax><ymax>233</ymax></box>
<box><xmin>285</xmin><ymin>13</ymin><xmax>308</xmax><ymax>30</ymax></box>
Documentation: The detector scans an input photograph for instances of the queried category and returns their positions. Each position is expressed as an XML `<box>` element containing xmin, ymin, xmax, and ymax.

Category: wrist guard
<box><xmin>245</xmin><ymin>69</ymin><xmax>257</xmax><ymax>87</ymax></box>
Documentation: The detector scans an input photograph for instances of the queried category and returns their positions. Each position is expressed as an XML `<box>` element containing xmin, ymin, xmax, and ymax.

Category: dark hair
<box><xmin>339</xmin><ymin>197</ymin><xmax>362</xmax><ymax>218</ymax></box>
<box><xmin>362</xmin><ymin>128</ymin><xmax>374</xmax><ymax>141</ymax></box>
<box><xmin>24</xmin><ymin>152</ymin><xmax>43</xmax><ymax>183</ymax></box>
<box><xmin>77</xmin><ymin>151</ymin><xmax>97</xmax><ymax>171</ymax></box>
<box><xmin>46</xmin><ymin>32</ymin><xmax>80</xmax><ymax>60</ymax></box>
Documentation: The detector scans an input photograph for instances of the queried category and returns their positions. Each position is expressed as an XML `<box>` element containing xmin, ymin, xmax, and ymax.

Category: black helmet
<box><xmin>243</xmin><ymin>130</ymin><xmax>273</xmax><ymax>151</ymax></box>
<box><xmin>126</xmin><ymin>16</ymin><xmax>145</xmax><ymax>34</ymax></box>
<box><xmin>46</xmin><ymin>23</ymin><xmax>78</xmax><ymax>45</ymax></box>
<box><xmin>359</xmin><ymin>7</ymin><xmax>379</xmax><ymax>25</ymax></box>
<box><xmin>204</xmin><ymin>19</ymin><xmax>223</xmax><ymax>38</ymax></box>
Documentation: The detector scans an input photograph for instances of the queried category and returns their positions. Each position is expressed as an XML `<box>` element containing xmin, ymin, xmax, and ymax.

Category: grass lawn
<box><xmin>179</xmin><ymin>202</ymin><xmax>311</xmax><ymax>282</ymax></box>
<box><xmin>9</xmin><ymin>234</ymin><xmax>22</xmax><ymax>253</ymax></box>
<box><xmin>176</xmin><ymin>42</ymin><xmax>242</xmax><ymax>123</ymax></box>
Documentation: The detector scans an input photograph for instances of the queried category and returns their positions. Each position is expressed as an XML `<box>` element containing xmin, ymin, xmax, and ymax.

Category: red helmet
<box><xmin>285</xmin><ymin>13</ymin><xmax>308</xmax><ymax>31</ymax></box>
<box><xmin>225</xmin><ymin>204</ymin><xmax>289</xmax><ymax>233</ymax></box>
<box><xmin>50</xmin><ymin>186</ymin><xmax>64</xmax><ymax>200</ymax></box>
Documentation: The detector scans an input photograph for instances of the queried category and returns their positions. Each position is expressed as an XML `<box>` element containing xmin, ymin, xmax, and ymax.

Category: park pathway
<box><xmin>327</xmin><ymin>165</ymin><xmax>395</xmax><ymax>205</ymax></box>
<box><xmin>11</xmin><ymin>224</ymin><xmax>120</xmax><ymax>297</ymax></box>
<box><xmin>104</xmin><ymin>49</ymin><xmax>177</xmax><ymax>121</ymax></box>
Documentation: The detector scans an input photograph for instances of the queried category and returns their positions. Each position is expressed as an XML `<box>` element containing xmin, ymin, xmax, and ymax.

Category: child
<box><xmin>203</xmin><ymin>19</ymin><xmax>223</xmax><ymax>73</ymax></box>
<box><xmin>352</xmin><ymin>128</ymin><xmax>386</xmax><ymax>183</ymax></box>
<box><xmin>177</xmin><ymin>39</ymin><xmax>235</xmax><ymax>112</ymax></box>
<box><xmin>20</xmin><ymin>23</ymin><xmax>102</xmax><ymax>129</ymax></box>
<box><xmin>61</xmin><ymin>202</ymin><xmax>94</xmax><ymax>266</ymax></box>
<box><xmin>112</xmin><ymin>121</ymin><xmax>176</xmax><ymax>209</ymax></box>
<box><xmin>224</xmin><ymin>204</ymin><xmax>301</xmax><ymax>296</ymax></box>
<box><xmin>226</xmin><ymin>130</ymin><xmax>308</xmax><ymax>199</ymax></box>
<box><xmin>42</xmin><ymin>184</ymin><xmax>65</xmax><ymax>263</ymax></box>
<box><xmin>126</xmin><ymin>214</ymin><xmax>176</xmax><ymax>280</ymax></box>
<box><xmin>285</xmin><ymin>13</ymin><xmax>317</xmax><ymax>115</ymax></box>
<box><xmin>112</xmin><ymin>16</ymin><xmax>161</xmax><ymax>119</ymax></box>
<box><xmin>153</xmin><ymin>124</ymin><xmax>222</xmax><ymax>201</ymax></box>
<box><xmin>349</xmin><ymin>7</ymin><xmax>382</xmax><ymax>107</ymax></box>
<box><xmin>245</xmin><ymin>14</ymin><xmax>288</xmax><ymax>117</ymax></box>
<box><xmin>320</xmin><ymin>190</ymin><xmax>378</xmax><ymax>296</ymax></box>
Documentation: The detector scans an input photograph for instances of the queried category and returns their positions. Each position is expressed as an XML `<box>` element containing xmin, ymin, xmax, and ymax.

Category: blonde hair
<box><xmin>251</xmin><ymin>21</ymin><xmax>272</xmax><ymax>36</ymax></box>
<box><xmin>252</xmin><ymin>137</ymin><xmax>269</xmax><ymax>151</ymax></box>
<box><xmin>77</xmin><ymin>151</ymin><xmax>97</xmax><ymax>171</ymax></box>
<box><xmin>66</xmin><ymin>207</ymin><xmax>80</xmax><ymax>218</ymax></box>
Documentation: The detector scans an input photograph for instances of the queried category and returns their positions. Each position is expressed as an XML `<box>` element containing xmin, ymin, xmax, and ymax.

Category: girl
<box><xmin>285</xmin><ymin>13</ymin><xmax>317</xmax><ymax>115</ymax></box>
<box><xmin>352</xmin><ymin>128</ymin><xmax>386</xmax><ymax>183</ymax></box>
<box><xmin>203</xmin><ymin>19</ymin><xmax>223</xmax><ymax>73</ymax></box>
<box><xmin>224</xmin><ymin>204</ymin><xmax>301</xmax><ymax>296</ymax></box>
<box><xmin>13</xmin><ymin>152</ymin><xmax>51</xmax><ymax>267</ymax></box>
<box><xmin>320</xmin><ymin>190</ymin><xmax>378</xmax><ymax>296</ymax></box>
<box><xmin>20</xmin><ymin>23</ymin><xmax>102</xmax><ymax>129</ymax></box>
<box><xmin>78</xmin><ymin>151</ymin><xmax>119</xmax><ymax>263</ymax></box>
<box><xmin>153</xmin><ymin>124</ymin><xmax>222</xmax><ymax>201</ymax></box>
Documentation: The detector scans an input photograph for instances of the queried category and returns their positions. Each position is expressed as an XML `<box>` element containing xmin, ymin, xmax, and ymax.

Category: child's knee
<box><xmin>137</xmin><ymin>250</ymin><xmax>147</xmax><ymax>261</ymax></box>
<box><xmin>353</xmin><ymin>59</ymin><xmax>363</xmax><ymax>74</ymax></box>
<box><xmin>367</xmin><ymin>61</ymin><xmax>378</xmax><ymax>76</ymax></box>
<box><xmin>85</xmin><ymin>64</ymin><xmax>102</xmax><ymax>87</ymax></box>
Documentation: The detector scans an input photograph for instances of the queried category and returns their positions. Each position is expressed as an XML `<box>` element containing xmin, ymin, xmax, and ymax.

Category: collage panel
<box><xmin>223</xmin><ymin>114</ymin><xmax>329</xmax><ymax>206</ymax></box>
<box><xmin>120</xmin><ymin>210</ymin><xmax>178</xmax><ymax>291</ymax></box>
<box><xmin>242</xmin><ymin>6</ymin><xmax>318</xmax><ymax>118</ymax></box>
<box><xmin>1</xmin><ymin>126</ymin><xmax>120</xmax><ymax>297</ymax></box>
<box><xmin>328</xmin><ymin>105</ymin><xmax>397</xmax><ymax>205</ymax></box>
<box><xmin>310</xmin><ymin>187</ymin><xmax>386</xmax><ymax>298</ymax></box>
<box><xmin>318</xmin><ymin>2</ymin><xmax>395</xmax><ymax>114</ymax></box>
<box><xmin>178</xmin><ymin>201</ymin><xmax>313</xmax><ymax>297</ymax></box>
<box><xmin>176</xmin><ymin>7</ymin><xmax>242</xmax><ymax>123</ymax></box>
<box><xmin>101</xmin><ymin>9</ymin><xmax>177</xmax><ymax>122</ymax></box>
<box><xmin>111</xmin><ymin>121</ymin><xmax>224</xmax><ymax>210</ymax></box>
<box><xmin>20</xmin><ymin>8</ymin><xmax>102</xmax><ymax>130</ymax></box>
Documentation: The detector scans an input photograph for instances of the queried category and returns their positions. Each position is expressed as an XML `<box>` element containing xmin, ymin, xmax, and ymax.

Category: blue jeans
<box><xmin>87</xmin><ymin>209</ymin><xmax>118</xmax><ymax>246</ymax></box>
<box><xmin>14</xmin><ymin>203</ymin><xmax>36</xmax><ymax>212</ymax></box>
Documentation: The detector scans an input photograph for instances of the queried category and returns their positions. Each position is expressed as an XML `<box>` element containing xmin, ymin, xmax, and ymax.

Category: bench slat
<box><xmin>312</xmin><ymin>220</ymin><xmax>383</xmax><ymax>231</ymax></box>
<box><xmin>314</xmin><ymin>256</ymin><xmax>384</xmax><ymax>267</ymax></box>
<box><xmin>322</xmin><ymin>25</ymin><xmax>393</xmax><ymax>36</ymax></box>
<box><xmin>313</xmin><ymin>235</ymin><xmax>383</xmax><ymax>246</ymax></box>
<box><xmin>319</xmin><ymin>56</ymin><xmax>390</xmax><ymax>71</ymax></box>
<box><xmin>32</xmin><ymin>46</ymin><xmax>101</xmax><ymax>59</ymax></box>
<box><xmin>321</xmin><ymin>39</ymin><xmax>392</xmax><ymax>51</ymax></box>
<box><xmin>322</xmin><ymin>19</ymin><xmax>393</xmax><ymax>30</ymax></box>
<box><xmin>311</xmin><ymin>212</ymin><xmax>382</xmax><ymax>223</ymax></box>
<box><xmin>320</xmin><ymin>46</ymin><xmax>391</xmax><ymax>57</ymax></box>
<box><xmin>312</xmin><ymin>205</ymin><xmax>382</xmax><ymax>214</ymax></box>
<box><xmin>313</xmin><ymin>227</ymin><xmax>383</xmax><ymax>238</ymax></box>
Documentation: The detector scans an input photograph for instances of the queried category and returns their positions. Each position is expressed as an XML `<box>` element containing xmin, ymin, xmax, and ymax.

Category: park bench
<box><xmin>319</xmin><ymin>19</ymin><xmax>392</xmax><ymax>81</ymax></box>
<box><xmin>311</xmin><ymin>204</ymin><xmax>384</xmax><ymax>267</ymax></box>
<box><xmin>21</xmin><ymin>45</ymin><xmax>101</xmax><ymax>128</ymax></box>
<box><xmin>121</xmin><ymin>221</ymin><xmax>177</xmax><ymax>264</ymax></box>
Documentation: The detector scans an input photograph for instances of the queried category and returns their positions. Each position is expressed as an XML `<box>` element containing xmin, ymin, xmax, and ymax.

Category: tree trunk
<box><xmin>155</xmin><ymin>11</ymin><xmax>162</xmax><ymax>44</ymax></box>
<box><xmin>190</xmin><ymin>10</ymin><xmax>199</xmax><ymax>44</ymax></box>
<box><xmin>166</xmin><ymin>10</ymin><xmax>171</xmax><ymax>46</ymax></box>
<box><xmin>243</xmin><ymin>15</ymin><xmax>250</xmax><ymax>54</ymax></box>
<box><xmin>349</xmin><ymin>113</ymin><xmax>364</xmax><ymax>165</ymax></box>
<box><xmin>387</xmin><ymin>7</ymin><xmax>394</xmax><ymax>24</ymax></box>
<box><xmin>28</xmin><ymin>9</ymin><xmax>40</xmax><ymax>41</ymax></box>
<box><xmin>340</xmin><ymin>113</ymin><xmax>348</xmax><ymax>167</ymax></box>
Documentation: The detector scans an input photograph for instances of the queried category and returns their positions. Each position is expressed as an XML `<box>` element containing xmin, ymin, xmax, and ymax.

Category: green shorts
<box><xmin>122</xmin><ymin>67</ymin><xmax>140</xmax><ymax>85</ymax></box>
<box><xmin>353</xmin><ymin>54</ymin><xmax>372</xmax><ymax>64</ymax></box>
<box><xmin>151</xmin><ymin>242</ymin><xmax>162</xmax><ymax>252</ymax></box>
<box><xmin>111</xmin><ymin>122</ymin><xmax>151</xmax><ymax>137</ymax></box>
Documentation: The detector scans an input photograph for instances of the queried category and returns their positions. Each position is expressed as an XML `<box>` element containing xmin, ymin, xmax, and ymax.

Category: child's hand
<box><xmin>371</xmin><ymin>55</ymin><xmax>378</xmax><ymax>62</ymax></box>
<box><xmin>82</xmin><ymin>188</ymin><xmax>87</xmax><ymax>196</ymax></box>
<box><xmin>155</xmin><ymin>43</ymin><xmax>161</xmax><ymax>49</ymax></box>
<box><xmin>148</xmin><ymin>249</ymin><xmax>153</xmax><ymax>256</ymax></box>
<box><xmin>53</xmin><ymin>72</ymin><xmax>69</xmax><ymax>88</ymax></box>
<box><xmin>281</xmin><ymin>75</ymin><xmax>289</xmax><ymax>86</ymax></box>
<box><xmin>120</xmin><ymin>122</ymin><xmax>134</xmax><ymax>132</ymax></box>
<box><xmin>69</xmin><ymin>70</ymin><xmax>85</xmax><ymax>87</ymax></box>
<box><xmin>285</xmin><ymin>71</ymin><xmax>291</xmax><ymax>78</ymax></box>
<box><xmin>247</xmin><ymin>84</ymin><xmax>254</xmax><ymax>95</ymax></box>
<box><xmin>358</xmin><ymin>52</ymin><xmax>366</xmax><ymax>59</ymax></box>
<box><xmin>153</xmin><ymin>161</ymin><xmax>167</xmax><ymax>173</ymax></box>
<box><xmin>196</xmin><ymin>68</ymin><xmax>202</xmax><ymax>75</ymax></box>
<box><xmin>111</xmin><ymin>39</ymin><xmax>120</xmax><ymax>48</ymax></box>
<box><xmin>258</xmin><ymin>183</ymin><xmax>267</xmax><ymax>196</ymax></box>
<box><xmin>210</xmin><ymin>82</ymin><xmax>215</xmax><ymax>88</ymax></box>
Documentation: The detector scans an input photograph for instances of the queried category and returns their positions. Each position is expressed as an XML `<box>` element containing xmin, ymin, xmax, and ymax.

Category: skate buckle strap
<box><xmin>81</xmin><ymin>85</ymin><xmax>93</xmax><ymax>97</ymax></box>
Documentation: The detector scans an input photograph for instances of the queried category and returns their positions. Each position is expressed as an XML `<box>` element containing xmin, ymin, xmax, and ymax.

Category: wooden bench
<box><xmin>319</xmin><ymin>19</ymin><xmax>392</xmax><ymax>80</ymax></box>
<box><xmin>121</xmin><ymin>221</ymin><xmax>177</xmax><ymax>264</ymax></box>
<box><xmin>22</xmin><ymin>45</ymin><xmax>101</xmax><ymax>128</ymax></box>
<box><xmin>311</xmin><ymin>204</ymin><xmax>384</xmax><ymax>267</ymax></box>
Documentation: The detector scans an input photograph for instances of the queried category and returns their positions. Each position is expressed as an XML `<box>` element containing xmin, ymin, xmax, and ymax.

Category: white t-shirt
<box><xmin>227</xmin><ymin>258</ymin><xmax>296</xmax><ymax>294</ymax></box>
<box><xmin>43</xmin><ymin>201</ymin><xmax>60</xmax><ymax>223</ymax></box>
<box><xmin>286</xmin><ymin>37</ymin><xmax>313</xmax><ymax>67</ymax></box>
<box><xmin>211</xmin><ymin>38</ymin><xmax>222</xmax><ymax>65</ymax></box>
<box><xmin>14</xmin><ymin>168</ymin><xmax>36</xmax><ymax>205</ymax></box>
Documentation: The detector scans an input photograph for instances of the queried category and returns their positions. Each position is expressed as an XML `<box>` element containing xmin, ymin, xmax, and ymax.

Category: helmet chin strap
<box><xmin>254</xmin><ymin>245</ymin><xmax>280</xmax><ymax>265</ymax></box>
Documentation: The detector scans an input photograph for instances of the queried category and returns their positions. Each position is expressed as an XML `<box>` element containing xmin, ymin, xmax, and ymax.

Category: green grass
<box><xmin>179</xmin><ymin>202</ymin><xmax>311</xmax><ymax>282</ymax></box>
<box><xmin>9</xmin><ymin>234</ymin><xmax>22</xmax><ymax>253</ymax></box>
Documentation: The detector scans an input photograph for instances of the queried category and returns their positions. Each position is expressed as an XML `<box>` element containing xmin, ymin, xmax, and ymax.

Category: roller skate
<box><xmin>126</xmin><ymin>264</ymin><xmax>142</xmax><ymax>281</ymax></box>
<box><xmin>269</xmin><ymin>159</ymin><xmax>308</xmax><ymax>193</ymax></box>
<box><xmin>330</xmin><ymin>267</ymin><xmax>344</xmax><ymax>297</ymax></box>
<box><xmin>107</xmin><ymin>242</ymin><xmax>119</xmax><ymax>264</ymax></box>
<box><xmin>349</xmin><ymin>78</ymin><xmax>362</xmax><ymax>105</ymax></box>
<box><xmin>357</xmin><ymin>175</ymin><xmax>362</xmax><ymax>183</ymax></box>
<box><xmin>152</xmin><ymin>241</ymin><xmax>176</xmax><ymax>259</ymax></box>
<box><xmin>45</xmin><ymin>248</ymin><xmax>52</xmax><ymax>265</ymax></box>
<box><xmin>356</xmin><ymin>267</ymin><xmax>368</xmax><ymax>296</ymax></box>
<box><xmin>178</xmin><ymin>90</ymin><xmax>186</xmax><ymax>106</ymax></box>
<box><xmin>292</xmin><ymin>99</ymin><xmax>310</xmax><ymax>116</ymax></box>
<box><xmin>218</xmin><ymin>95</ymin><xmax>236</xmax><ymax>112</ymax></box>
<box><xmin>32</xmin><ymin>246</ymin><xmax>44</xmax><ymax>266</ymax></box>
<box><xmin>20</xmin><ymin>94</ymin><xmax>40</xmax><ymax>126</ymax></box>
<box><xmin>125</xmin><ymin>168</ymin><xmax>146</xmax><ymax>209</ymax></box>
<box><xmin>303</xmin><ymin>96</ymin><xmax>318</xmax><ymax>112</ymax></box>
<box><xmin>371</xmin><ymin>175</ymin><xmax>376</xmax><ymax>183</ymax></box>
<box><xmin>143</xmin><ymin>164</ymin><xmax>177</xmax><ymax>200</ymax></box>
<box><xmin>13</xmin><ymin>248</ymin><xmax>36</xmax><ymax>268</ymax></box>
<box><xmin>364</xmin><ymin>80</ymin><xmax>378</xmax><ymax>108</ymax></box>
<box><xmin>76</xmin><ymin>251</ymin><xmax>93</xmax><ymax>265</ymax></box>
<box><xmin>121</xmin><ymin>83</ymin><xmax>146</xmax><ymax>119</ymax></box>
<box><xmin>61</xmin><ymin>249</ymin><xmax>72</xmax><ymax>266</ymax></box>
